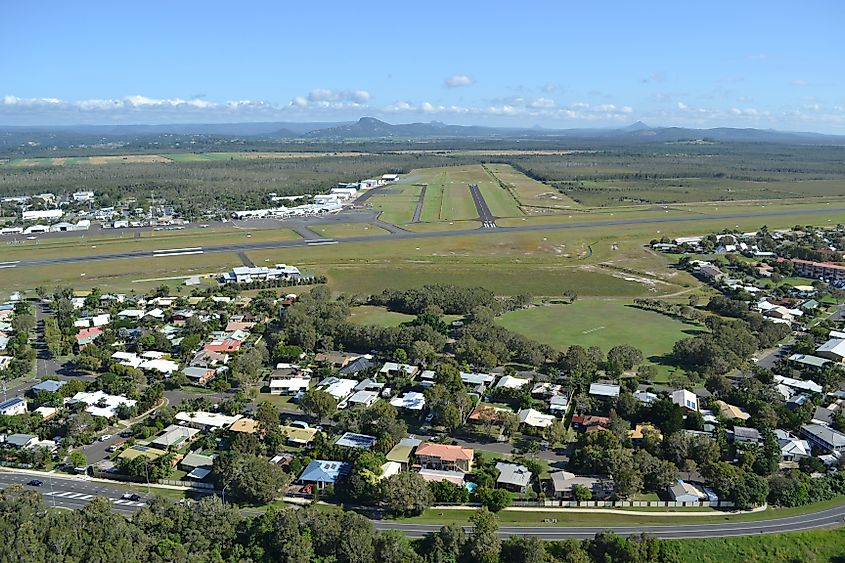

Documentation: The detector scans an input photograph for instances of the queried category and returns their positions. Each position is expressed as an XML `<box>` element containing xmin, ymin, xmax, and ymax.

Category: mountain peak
<box><xmin>619</xmin><ymin>121</ymin><xmax>651</xmax><ymax>132</ymax></box>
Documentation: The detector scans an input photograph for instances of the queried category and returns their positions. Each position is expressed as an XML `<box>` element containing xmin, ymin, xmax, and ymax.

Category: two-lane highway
<box><xmin>3</xmin><ymin>470</ymin><xmax>844</xmax><ymax>539</ymax></box>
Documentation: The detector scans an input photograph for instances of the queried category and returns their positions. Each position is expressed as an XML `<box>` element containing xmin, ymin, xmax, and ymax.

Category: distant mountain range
<box><xmin>2</xmin><ymin>117</ymin><xmax>844</xmax><ymax>145</ymax></box>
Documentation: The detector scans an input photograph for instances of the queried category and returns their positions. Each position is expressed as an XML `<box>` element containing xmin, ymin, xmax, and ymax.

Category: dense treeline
<box><xmin>370</xmin><ymin>285</ymin><xmax>527</xmax><ymax>315</ymax></box>
<box><xmin>0</xmin><ymin>153</ymin><xmax>480</xmax><ymax>214</ymax></box>
<box><xmin>0</xmin><ymin>487</ymin><xmax>681</xmax><ymax>563</ymax></box>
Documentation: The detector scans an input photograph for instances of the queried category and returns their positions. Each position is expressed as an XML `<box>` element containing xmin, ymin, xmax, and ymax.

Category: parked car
<box><xmin>99</xmin><ymin>434</ymin><xmax>113</xmax><ymax>442</ymax></box>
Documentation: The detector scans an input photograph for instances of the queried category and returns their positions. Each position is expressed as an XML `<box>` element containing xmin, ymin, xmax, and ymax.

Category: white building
<box><xmin>175</xmin><ymin>411</ymin><xmax>242</xmax><ymax>430</ymax></box>
<box><xmin>68</xmin><ymin>391</ymin><xmax>137</xmax><ymax>418</ymax></box>
<box><xmin>22</xmin><ymin>209</ymin><xmax>63</xmax><ymax>221</ymax></box>
<box><xmin>672</xmin><ymin>389</ymin><xmax>699</xmax><ymax>412</ymax></box>
<box><xmin>73</xmin><ymin>191</ymin><xmax>95</xmax><ymax>202</ymax></box>
<box><xmin>222</xmin><ymin>264</ymin><xmax>301</xmax><ymax>284</ymax></box>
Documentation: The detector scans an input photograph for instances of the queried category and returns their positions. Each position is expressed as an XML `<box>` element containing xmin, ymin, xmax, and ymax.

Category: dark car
<box><xmin>122</xmin><ymin>493</ymin><xmax>142</xmax><ymax>501</ymax></box>
<box><xmin>27</xmin><ymin>479</ymin><xmax>43</xmax><ymax>487</ymax></box>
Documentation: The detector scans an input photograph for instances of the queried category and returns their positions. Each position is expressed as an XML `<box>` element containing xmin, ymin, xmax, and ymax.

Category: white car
<box><xmin>99</xmin><ymin>434</ymin><xmax>113</xmax><ymax>442</ymax></box>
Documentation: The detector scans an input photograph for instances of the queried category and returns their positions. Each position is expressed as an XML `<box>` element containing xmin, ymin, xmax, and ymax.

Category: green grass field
<box><xmin>497</xmin><ymin>300</ymin><xmax>702</xmax><ymax>362</ymax></box>
<box><xmin>348</xmin><ymin>305</ymin><xmax>415</xmax><ymax>326</ymax></box>
<box><xmin>363</xmin><ymin>183</ymin><xmax>422</xmax><ymax>225</ymax></box>
<box><xmin>485</xmin><ymin>163</ymin><xmax>580</xmax><ymax>210</ymax></box>
<box><xmin>308</xmin><ymin>223</ymin><xmax>391</xmax><ymax>238</ymax></box>
<box><xmin>323</xmin><ymin>265</ymin><xmax>649</xmax><ymax>297</ymax></box>
<box><xmin>668</xmin><ymin>528</ymin><xmax>845</xmax><ymax>562</ymax></box>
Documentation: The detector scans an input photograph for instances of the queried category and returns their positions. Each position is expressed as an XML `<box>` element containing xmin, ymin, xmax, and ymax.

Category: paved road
<box><xmin>0</xmin><ymin>472</ymin><xmax>151</xmax><ymax>515</ymax></box>
<box><xmin>4</xmin><ymin>469</ymin><xmax>844</xmax><ymax>539</ymax></box>
<box><xmin>375</xmin><ymin>501</ymin><xmax>845</xmax><ymax>538</ymax></box>
<box><xmin>11</xmin><ymin>206</ymin><xmax>845</xmax><ymax>271</ymax></box>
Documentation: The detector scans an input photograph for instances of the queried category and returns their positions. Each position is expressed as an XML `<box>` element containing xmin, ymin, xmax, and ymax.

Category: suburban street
<box><xmin>4</xmin><ymin>205</ymin><xmax>845</xmax><ymax>270</ymax></box>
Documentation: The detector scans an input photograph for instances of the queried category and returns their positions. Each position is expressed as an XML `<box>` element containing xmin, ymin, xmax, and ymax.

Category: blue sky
<box><xmin>2</xmin><ymin>1</ymin><xmax>844</xmax><ymax>131</ymax></box>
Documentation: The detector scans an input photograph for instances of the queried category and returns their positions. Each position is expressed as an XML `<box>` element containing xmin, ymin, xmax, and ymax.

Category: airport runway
<box><xmin>5</xmin><ymin>205</ymin><xmax>845</xmax><ymax>270</ymax></box>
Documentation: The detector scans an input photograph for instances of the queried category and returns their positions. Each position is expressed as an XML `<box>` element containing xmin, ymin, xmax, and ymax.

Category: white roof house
<box><xmin>140</xmin><ymin>358</ymin><xmax>180</xmax><ymax>375</ymax></box>
<box><xmin>68</xmin><ymin>391</ymin><xmax>137</xmax><ymax>418</ymax></box>
<box><xmin>389</xmin><ymin>391</ymin><xmax>427</xmax><ymax>411</ymax></box>
<box><xmin>175</xmin><ymin>411</ymin><xmax>242</xmax><ymax>430</ymax></box>
<box><xmin>111</xmin><ymin>351</ymin><xmax>144</xmax><ymax>369</ymax></box>
<box><xmin>118</xmin><ymin>309</ymin><xmax>145</xmax><ymax>319</ymax></box>
<box><xmin>269</xmin><ymin>377</ymin><xmax>310</xmax><ymax>394</ymax></box>
<box><xmin>774</xmin><ymin>375</ymin><xmax>823</xmax><ymax>394</ymax></box>
<box><xmin>517</xmin><ymin>408</ymin><xmax>556</xmax><ymax>428</ymax></box>
<box><xmin>589</xmin><ymin>383</ymin><xmax>620</xmax><ymax>398</ymax></box>
<box><xmin>495</xmin><ymin>375</ymin><xmax>531</xmax><ymax>390</ymax></box>
<box><xmin>672</xmin><ymin>389</ymin><xmax>699</xmax><ymax>412</ymax></box>
<box><xmin>342</xmin><ymin>390</ymin><xmax>380</xmax><ymax>409</ymax></box>
<box><xmin>817</xmin><ymin>339</ymin><xmax>845</xmax><ymax>362</ymax></box>
<box><xmin>317</xmin><ymin>377</ymin><xmax>357</xmax><ymax>400</ymax></box>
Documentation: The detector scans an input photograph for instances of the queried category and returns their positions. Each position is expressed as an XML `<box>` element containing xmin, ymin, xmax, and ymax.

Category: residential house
<box><xmin>386</xmin><ymin>437</ymin><xmax>421</xmax><ymax>470</ymax></box>
<box><xmin>817</xmin><ymin>339</ymin><xmax>845</xmax><ymax>363</ymax></box>
<box><xmin>732</xmin><ymin>426</ymin><xmax>762</xmax><ymax>447</ymax></box>
<box><xmin>341</xmin><ymin>390</ymin><xmax>379</xmax><ymax>409</ymax></box>
<box><xmin>389</xmin><ymin>391</ymin><xmax>426</xmax><ymax>411</ymax></box>
<box><xmin>518</xmin><ymin>408</ymin><xmax>556</xmax><ymax>428</ymax></box>
<box><xmin>549</xmin><ymin>471</ymin><xmax>612</xmax><ymax>500</ymax></box>
<box><xmin>549</xmin><ymin>394</ymin><xmax>570</xmax><ymax>415</ymax></box>
<box><xmin>298</xmin><ymin>460</ymin><xmax>352</xmax><ymax>490</ymax></box>
<box><xmin>380</xmin><ymin>362</ymin><xmax>419</xmax><ymax>379</ymax></box>
<box><xmin>229</xmin><ymin>418</ymin><xmax>260</xmax><ymax>435</ymax></box>
<box><xmin>0</xmin><ymin>397</ymin><xmax>27</xmax><ymax>416</ymax></box>
<box><xmin>68</xmin><ymin>391</ymin><xmax>136</xmax><ymax>418</ymax></box>
<box><xmin>495</xmin><ymin>375</ymin><xmax>531</xmax><ymax>390</ymax></box>
<box><xmin>672</xmin><ymin>389</ymin><xmax>699</xmax><ymax>412</ymax></box>
<box><xmin>191</xmin><ymin>349</ymin><xmax>230</xmax><ymax>368</ymax></box>
<box><xmin>3</xmin><ymin>433</ymin><xmax>38</xmax><ymax>448</ymax></box>
<box><xmin>149</xmin><ymin>425</ymin><xmax>200</xmax><ymax>449</ymax></box>
<box><xmin>339</xmin><ymin>356</ymin><xmax>374</xmax><ymax>376</ymax></box>
<box><xmin>175</xmin><ymin>411</ymin><xmax>241</xmax><ymax>431</ymax></box>
<box><xmin>183</xmin><ymin>366</ymin><xmax>216</xmax><ymax>385</ymax></box>
<box><xmin>75</xmin><ymin>327</ymin><xmax>103</xmax><ymax>348</ymax></box>
<box><xmin>495</xmin><ymin>462</ymin><xmax>533</xmax><ymax>493</ymax></box>
<box><xmin>279</xmin><ymin>425</ymin><xmax>319</xmax><ymax>447</ymax></box>
<box><xmin>668</xmin><ymin>481</ymin><xmax>709</xmax><ymax>503</ymax></box>
<box><xmin>775</xmin><ymin>430</ymin><xmax>812</xmax><ymax>461</ymax></box>
<box><xmin>316</xmin><ymin>377</ymin><xmax>357</xmax><ymax>401</ymax></box>
<box><xmin>417</xmin><ymin>468</ymin><xmax>466</xmax><ymax>485</ymax></box>
<box><xmin>589</xmin><ymin>383</ymin><xmax>620</xmax><ymax>399</ymax></box>
<box><xmin>334</xmin><ymin>432</ymin><xmax>377</xmax><ymax>450</ymax></box>
<box><xmin>315</xmin><ymin>351</ymin><xmax>355</xmax><ymax>369</ymax></box>
<box><xmin>801</xmin><ymin>424</ymin><xmax>845</xmax><ymax>452</ymax></box>
<box><xmin>715</xmin><ymin>400</ymin><xmax>750</xmax><ymax>421</ymax></box>
<box><xmin>415</xmin><ymin>443</ymin><xmax>474</xmax><ymax>473</ymax></box>
<box><xmin>572</xmin><ymin>415</ymin><xmax>610</xmax><ymax>433</ymax></box>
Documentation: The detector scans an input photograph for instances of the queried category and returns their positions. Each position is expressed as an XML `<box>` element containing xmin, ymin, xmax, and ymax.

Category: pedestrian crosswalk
<box><xmin>43</xmin><ymin>490</ymin><xmax>94</xmax><ymax>501</ymax></box>
<box><xmin>42</xmin><ymin>490</ymin><xmax>145</xmax><ymax>507</ymax></box>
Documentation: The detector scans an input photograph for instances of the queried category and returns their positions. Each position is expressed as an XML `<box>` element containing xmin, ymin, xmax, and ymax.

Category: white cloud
<box><xmin>444</xmin><ymin>74</ymin><xmax>475</xmax><ymax>88</ymax></box>
<box><xmin>677</xmin><ymin>101</ymin><xmax>688</xmax><ymax>110</ymax></box>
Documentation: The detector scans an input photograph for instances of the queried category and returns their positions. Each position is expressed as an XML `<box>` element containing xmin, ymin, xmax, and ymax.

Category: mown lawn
<box><xmin>496</xmin><ymin>301</ymin><xmax>702</xmax><ymax>361</ymax></box>
<box><xmin>348</xmin><ymin>305</ymin><xmax>415</xmax><ymax>327</ymax></box>
<box><xmin>324</xmin><ymin>266</ymin><xmax>647</xmax><ymax>297</ymax></box>
<box><xmin>309</xmin><ymin>223</ymin><xmax>391</xmax><ymax>238</ymax></box>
